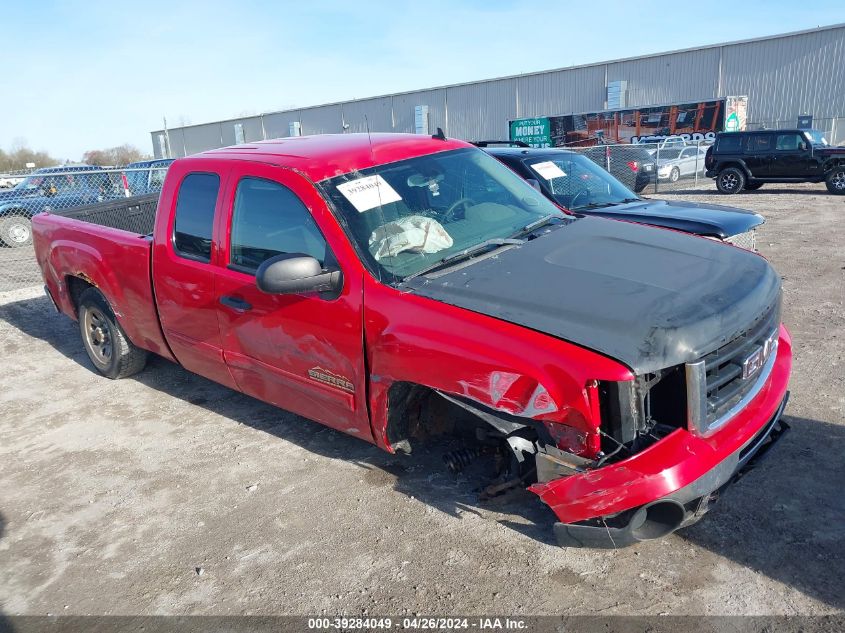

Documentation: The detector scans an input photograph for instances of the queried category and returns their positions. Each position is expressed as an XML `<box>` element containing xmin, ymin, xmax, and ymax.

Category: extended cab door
<box><xmin>151</xmin><ymin>164</ymin><xmax>239</xmax><ymax>390</ymax></box>
<box><xmin>212</xmin><ymin>163</ymin><xmax>371</xmax><ymax>438</ymax></box>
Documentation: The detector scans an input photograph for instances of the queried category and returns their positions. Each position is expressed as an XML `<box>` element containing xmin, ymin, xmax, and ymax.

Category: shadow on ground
<box><xmin>1</xmin><ymin>295</ymin><xmax>843</xmax><ymax>610</ymax></box>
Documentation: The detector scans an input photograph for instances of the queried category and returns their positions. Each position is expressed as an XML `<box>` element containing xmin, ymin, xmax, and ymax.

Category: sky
<box><xmin>1</xmin><ymin>1</ymin><xmax>843</xmax><ymax>160</ymax></box>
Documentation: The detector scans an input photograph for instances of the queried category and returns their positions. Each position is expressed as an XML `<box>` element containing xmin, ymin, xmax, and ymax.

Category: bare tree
<box><xmin>0</xmin><ymin>143</ymin><xmax>60</xmax><ymax>172</ymax></box>
<box><xmin>82</xmin><ymin>144</ymin><xmax>151</xmax><ymax>166</ymax></box>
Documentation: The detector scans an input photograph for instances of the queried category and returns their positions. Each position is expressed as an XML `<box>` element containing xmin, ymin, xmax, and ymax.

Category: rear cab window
<box><xmin>173</xmin><ymin>173</ymin><xmax>220</xmax><ymax>262</ymax></box>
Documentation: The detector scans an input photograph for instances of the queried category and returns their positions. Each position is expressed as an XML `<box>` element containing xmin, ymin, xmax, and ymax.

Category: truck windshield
<box><xmin>321</xmin><ymin>148</ymin><xmax>566</xmax><ymax>280</ymax></box>
<box><xmin>525</xmin><ymin>153</ymin><xmax>638</xmax><ymax>211</ymax></box>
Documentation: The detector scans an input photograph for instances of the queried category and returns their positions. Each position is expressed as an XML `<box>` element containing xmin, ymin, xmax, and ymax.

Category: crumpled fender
<box><xmin>362</xmin><ymin>278</ymin><xmax>633</xmax><ymax>454</ymax></box>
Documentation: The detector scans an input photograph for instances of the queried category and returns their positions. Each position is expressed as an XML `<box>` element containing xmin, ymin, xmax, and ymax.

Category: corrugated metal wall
<box><xmin>152</xmin><ymin>24</ymin><xmax>845</xmax><ymax>158</ymax></box>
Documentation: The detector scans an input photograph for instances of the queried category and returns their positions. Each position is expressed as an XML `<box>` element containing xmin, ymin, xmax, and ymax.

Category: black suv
<box><xmin>705</xmin><ymin>129</ymin><xmax>845</xmax><ymax>194</ymax></box>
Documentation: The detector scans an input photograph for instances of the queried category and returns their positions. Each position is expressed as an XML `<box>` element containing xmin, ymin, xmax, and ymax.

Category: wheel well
<box><xmin>65</xmin><ymin>275</ymin><xmax>95</xmax><ymax>316</ymax></box>
<box><xmin>0</xmin><ymin>208</ymin><xmax>31</xmax><ymax>219</ymax></box>
<box><xmin>383</xmin><ymin>381</ymin><xmax>544</xmax><ymax>456</ymax></box>
<box><xmin>384</xmin><ymin>382</ymin><xmax>453</xmax><ymax>454</ymax></box>
<box><xmin>718</xmin><ymin>162</ymin><xmax>748</xmax><ymax>176</ymax></box>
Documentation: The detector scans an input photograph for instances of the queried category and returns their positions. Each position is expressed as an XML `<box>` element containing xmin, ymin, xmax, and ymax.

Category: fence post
<box><xmin>654</xmin><ymin>145</ymin><xmax>660</xmax><ymax>194</ymax></box>
<box><xmin>694</xmin><ymin>140</ymin><xmax>700</xmax><ymax>188</ymax></box>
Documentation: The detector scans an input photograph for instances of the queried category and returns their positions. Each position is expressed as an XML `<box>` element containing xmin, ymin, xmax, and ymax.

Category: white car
<box><xmin>641</xmin><ymin>135</ymin><xmax>689</xmax><ymax>155</ymax></box>
<box><xmin>0</xmin><ymin>174</ymin><xmax>25</xmax><ymax>189</ymax></box>
<box><xmin>655</xmin><ymin>146</ymin><xmax>709</xmax><ymax>182</ymax></box>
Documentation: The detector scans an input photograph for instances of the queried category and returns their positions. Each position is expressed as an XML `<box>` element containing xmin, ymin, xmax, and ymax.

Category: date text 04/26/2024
<box><xmin>307</xmin><ymin>617</ymin><xmax>528</xmax><ymax>630</ymax></box>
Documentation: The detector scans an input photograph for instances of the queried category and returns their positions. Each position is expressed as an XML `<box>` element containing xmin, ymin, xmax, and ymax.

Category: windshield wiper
<box><xmin>402</xmin><ymin>238</ymin><xmax>524</xmax><ymax>280</ymax></box>
<box><xmin>508</xmin><ymin>214</ymin><xmax>560</xmax><ymax>239</ymax></box>
<box><xmin>572</xmin><ymin>202</ymin><xmax>621</xmax><ymax>210</ymax></box>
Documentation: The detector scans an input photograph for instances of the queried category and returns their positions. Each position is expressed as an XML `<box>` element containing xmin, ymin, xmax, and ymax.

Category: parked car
<box><xmin>705</xmin><ymin>129</ymin><xmax>845</xmax><ymax>194</ymax></box>
<box><xmin>577</xmin><ymin>144</ymin><xmax>656</xmax><ymax>192</ymax></box>
<box><xmin>0</xmin><ymin>165</ymin><xmax>122</xmax><ymax>247</ymax></box>
<box><xmin>654</xmin><ymin>145</ymin><xmax>709</xmax><ymax>182</ymax></box>
<box><xmin>33</xmin><ymin>133</ymin><xmax>791</xmax><ymax>547</ymax></box>
<box><xmin>480</xmin><ymin>144</ymin><xmax>763</xmax><ymax>249</ymax></box>
<box><xmin>122</xmin><ymin>159</ymin><xmax>174</xmax><ymax>196</ymax></box>
<box><xmin>640</xmin><ymin>135</ymin><xmax>689</xmax><ymax>154</ymax></box>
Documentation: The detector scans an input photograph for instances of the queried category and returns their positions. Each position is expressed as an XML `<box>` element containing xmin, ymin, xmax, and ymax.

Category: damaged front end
<box><xmin>401</xmin><ymin>323</ymin><xmax>792</xmax><ymax>549</ymax></box>
<box><xmin>531</xmin><ymin>323</ymin><xmax>793</xmax><ymax>547</ymax></box>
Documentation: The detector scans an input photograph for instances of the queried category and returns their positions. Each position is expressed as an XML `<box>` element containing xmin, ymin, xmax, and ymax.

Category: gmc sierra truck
<box><xmin>32</xmin><ymin>133</ymin><xmax>792</xmax><ymax>547</ymax></box>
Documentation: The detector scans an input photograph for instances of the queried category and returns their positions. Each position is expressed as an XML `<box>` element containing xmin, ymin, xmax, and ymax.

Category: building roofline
<box><xmin>151</xmin><ymin>22</ymin><xmax>845</xmax><ymax>135</ymax></box>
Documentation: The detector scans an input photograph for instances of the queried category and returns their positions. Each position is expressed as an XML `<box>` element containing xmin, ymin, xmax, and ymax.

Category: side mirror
<box><xmin>256</xmin><ymin>254</ymin><xmax>343</xmax><ymax>295</ymax></box>
<box><xmin>525</xmin><ymin>178</ymin><xmax>542</xmax><ymax>193</ymax></box>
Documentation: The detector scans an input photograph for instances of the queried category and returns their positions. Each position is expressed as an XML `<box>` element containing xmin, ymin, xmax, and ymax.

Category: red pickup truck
<box><xmin>32</xmin><ymin>133</ymin><xmax>792</xmax><ymax>547</ymax></box>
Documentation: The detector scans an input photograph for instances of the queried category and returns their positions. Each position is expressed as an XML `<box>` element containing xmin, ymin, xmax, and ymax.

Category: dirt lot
<box><xmin>0</xmin><ymin>183</ymin><xmax>842</xmax><ymax>617</ymax></box>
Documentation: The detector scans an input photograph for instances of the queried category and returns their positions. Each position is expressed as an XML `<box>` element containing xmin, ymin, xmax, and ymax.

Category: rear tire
<box><xmin>77</xmin><ymin>287</ymin><xmax>148</xmax><ymax>379</ymax></box>
<box><xmin>826</xmin><ymin>167</ymin><xmax>845</xmax><ymax>194</ymax></box>
<box><xmin>0</xmin><ymin>215</ymin><xmax>33</xmax><ymax>248</ymax></box>
<box><xmin>744</xmin><ymin>182</ymin><xmax>764</xmax><ymax>191</ymax></box>
<box><xmin>716</xmin><ymin>167</ymin><xmax>745</xmax><ymax>194</ymax></box>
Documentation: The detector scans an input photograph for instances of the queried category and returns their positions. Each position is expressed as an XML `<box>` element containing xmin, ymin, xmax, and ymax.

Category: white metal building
<box><xmin>150</xmin><ymin>23</ymin><xmax>845</xmax><ymax>158</ymax></box>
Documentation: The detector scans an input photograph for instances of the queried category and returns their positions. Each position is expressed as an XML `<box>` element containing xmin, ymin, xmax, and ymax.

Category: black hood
<box><xmin>404</xmin><ymin>217</ymin><xmax>781</xmax><ymax>374</ymax></box>
<box><xmin>583</xmin><ymin>199</ymin><xmax>764</xmax><ymax>240</ymax></box>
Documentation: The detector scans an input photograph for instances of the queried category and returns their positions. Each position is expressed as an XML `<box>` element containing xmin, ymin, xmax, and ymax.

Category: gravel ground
<box><xmin>0</xmin><ymin>183</ymin><xmax>843</xmax><ymax>617</ymax></box>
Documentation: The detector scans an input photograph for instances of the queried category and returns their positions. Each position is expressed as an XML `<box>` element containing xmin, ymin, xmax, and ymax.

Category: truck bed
<box><xmin>50</xmin><ymin>193</ymin><xmax>158</xmax><ymax>236</ymax></box>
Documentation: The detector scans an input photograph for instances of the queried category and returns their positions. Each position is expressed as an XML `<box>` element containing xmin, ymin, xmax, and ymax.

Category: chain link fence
<box><xmin>0</xmin><ymin>165</ymin><xmax>170</xmax><ymax>292</ymax></box>
<box><xmin>568</xmin><ymin>139</ymin><xmax>716</xmax><ymax>196</ymax></box>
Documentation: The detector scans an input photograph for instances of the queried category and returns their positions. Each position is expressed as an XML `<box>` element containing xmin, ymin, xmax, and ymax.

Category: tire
<box><xmin>744</xmin><ymin>182</ymin><xmax>764</xmax><ymax>191</ymax></box>
<box><xmin>669</xmin><ymin>167</ymin><xmax>680</xmax><ymax>183</ymax></box>
<box><xmin>716</xmin><ymin>167</ymin><xmax>745</xmax><ymax>194</ymax></box>
<box><xmin>0</xmin><ymin>215</ymin><xmax>33</xmax><ymax>248</ymax></box>
<box><xmin>825</xmin><ymin>167</ymin><xmax>845</xmax><ymax>195</ymax></box>
<box><xmin>77</xmin><ymin>287</ymin><xmax>148</xmax><ymax>379</ymax></box>
<box><xmin>634</xmin><ymin>182</ymin><xmax>648</xmax><ymax>193</ymax></box>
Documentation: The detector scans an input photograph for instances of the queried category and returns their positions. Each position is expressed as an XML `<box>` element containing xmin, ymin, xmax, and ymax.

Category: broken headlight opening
<box><xmin>598</xmin><ymin>365</ymin><xmax>688</xmax><ymax>462</ymax></box>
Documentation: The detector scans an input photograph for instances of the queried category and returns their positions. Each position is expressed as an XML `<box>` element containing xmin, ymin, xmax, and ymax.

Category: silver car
<box><xmin>656</xmin><ymin>146</ymin><xmax>709</xmax><ymax>182</ymax></box>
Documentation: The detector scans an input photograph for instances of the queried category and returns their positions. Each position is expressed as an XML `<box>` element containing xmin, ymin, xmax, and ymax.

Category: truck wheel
<box><xmin>826</xmin><ymin>168</ymin><xmax>845</xmax><ymax>194</ymax></box>
<box><xmin>716</xmin><ymin>167</ymin><xmax>745</xmax><ymax>194</ymax></box>
<box><xmin>77</xmin><ymin>287</ymin><xmax>148</xmax><ymax>379</ymax></box>
<box><xmin>669</xmin><ymin>167</ymin><xmax>680</xmax><ymax>183</ymax></box>
<box><xmin>744</xmin><ymin>182</ymin><xmax>764</xmax><ymax>191</ymax></box>
<box><xmin>0</xmin><ymin>215</ymin><xmax>33</xmax><ymax>248</ymax></box>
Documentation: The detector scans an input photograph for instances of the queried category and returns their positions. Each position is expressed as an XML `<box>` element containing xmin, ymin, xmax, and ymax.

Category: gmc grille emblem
<box><xmin>741</xmin><ymin>347</ymin><xmax>764</xmax><ymax>380</ymax></box>
<box><xmin>741</xmin><ymin>331</ymin><xmax>778</xmax><ymax>380</ymax></box>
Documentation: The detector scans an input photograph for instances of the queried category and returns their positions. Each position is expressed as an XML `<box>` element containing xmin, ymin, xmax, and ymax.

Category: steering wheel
<box><xmin>442</xmin><ymin>197</ymin><xmax>476</xmax><ymax>222</ymax></box>
<box><xmin>569</xmin><ymin>188</ymin><xmax>591</xmax><ymax>209</ymax></box>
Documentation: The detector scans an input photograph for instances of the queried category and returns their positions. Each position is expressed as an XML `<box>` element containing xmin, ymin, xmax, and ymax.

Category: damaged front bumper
<box><xmin>530</xmin><ymin>327</ymin><xmax>792</xmax><ymax>548</ymax></box>
<box><xmin>554</xmin><ymin>394</ymin><xmax>789</xmax><ymax>547</ymax></box>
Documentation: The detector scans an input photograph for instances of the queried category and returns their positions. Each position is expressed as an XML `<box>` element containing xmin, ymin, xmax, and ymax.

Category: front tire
<box><xmin>78</xmin><ymin>287</ymin><xmax>148</xmax><ymax>379</ymax></box>
<box><xmin>716</xmin><ymin>167</ymin><xmax>745</xmax><ymax>194</ymax></box>
<box><xmin>826</xmin><ymin>167</ymin><xmax>845</xmax><ymax>194</ymax></box>
<box><xmin>669</xmin><ymin>167</ymin><xmax>680</xmax><ymax>183</ymax></box>
<box><xmin>0</xmin><ymin>215</ymin><xmax>33</xmax><ymax>248</ymax></box>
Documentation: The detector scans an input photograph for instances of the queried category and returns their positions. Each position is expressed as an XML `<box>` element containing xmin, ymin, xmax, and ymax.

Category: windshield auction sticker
<box><xmin>530</xmin><ymin>161</ymin><xmax>567</xmax><ymax>180</ymax></box>
<box><xmin>337</xmin><ymin>175</ymin><xmax>402</xmax><ymax>212</ymax></box>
